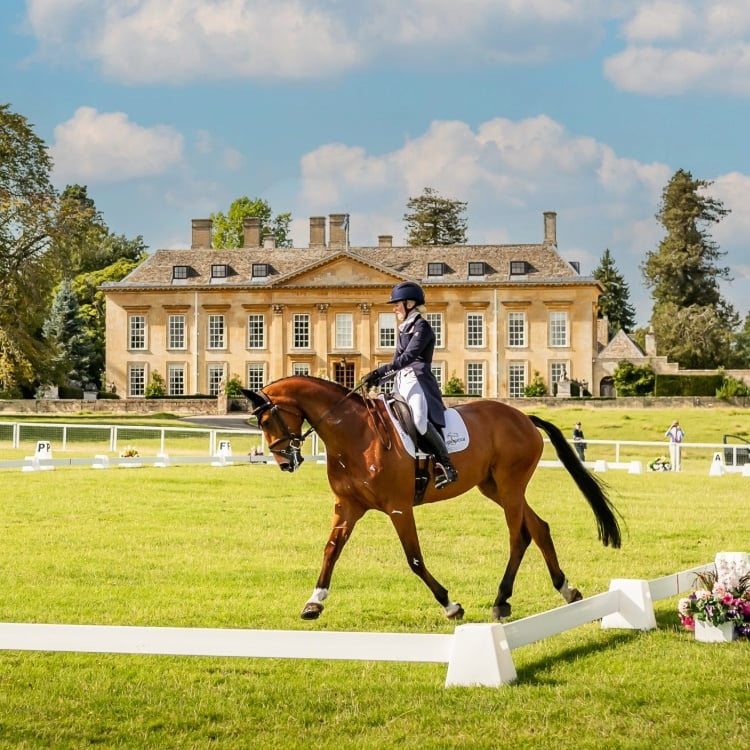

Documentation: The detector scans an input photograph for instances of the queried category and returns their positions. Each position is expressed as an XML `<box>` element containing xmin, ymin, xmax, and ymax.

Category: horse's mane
<box><xmin>263</xmin><ymin>374</ymin><xmax>365</xmax><ymax>403</ymax></box>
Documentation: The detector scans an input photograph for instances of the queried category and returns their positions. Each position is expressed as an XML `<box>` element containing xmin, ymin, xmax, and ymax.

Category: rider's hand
<box><xmin>362</xmin><ymin>369</ymin><xmax>381</xmax><ymax>388</ymax></box>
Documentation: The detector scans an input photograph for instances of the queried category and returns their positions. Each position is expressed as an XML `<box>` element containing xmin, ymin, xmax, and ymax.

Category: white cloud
<box><xmin>711</xmin><ymin>171</ymin><xmax>750</xmax><ymax>251</ymax></box>
<box><xmin>25</xmin><ymin>0</ymin><xmax>612</xmax><ymax>83</ymax></box>
<box><xmin>50</xmin><ymin>106</ymin><xmax>184</xmax><ymax>183</ymax></box>
<box><xmin>297</xmin><ymin>114</ymin><xmax>668</xmax><ymax>247</ymax></box>
<box><xmin>605</xmin><ymin>1</ymin><xmax>750</xmax><ymax>95</ymax></box>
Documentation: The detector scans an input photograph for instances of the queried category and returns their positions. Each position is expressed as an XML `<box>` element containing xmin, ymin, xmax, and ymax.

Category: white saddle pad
<box><xmin>379</xmin><ymin>395</ymin><xmax>470</xmax><ymax>459</ymax></box>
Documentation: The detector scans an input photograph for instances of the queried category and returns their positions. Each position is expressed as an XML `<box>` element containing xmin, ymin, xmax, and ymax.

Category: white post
<box><xmin>444</xmin><ymin>623</ymin><xmax>517</xmax><ymax>687</ymax></box>
<box><xmin>601</xmin><ymin>579</ymin><xmax>656</xmax><ymax>631</ymax></box>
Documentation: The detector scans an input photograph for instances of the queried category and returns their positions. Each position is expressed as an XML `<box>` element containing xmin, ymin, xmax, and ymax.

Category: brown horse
<box><xmin>244</xmin><ymin>376</ymin><xmax>621</xmax><ymax>621</ymax></box>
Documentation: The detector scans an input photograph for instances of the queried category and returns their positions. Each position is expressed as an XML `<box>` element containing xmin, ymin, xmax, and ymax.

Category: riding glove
<box><xmin>362</xmin><ymin>369</ymin><xmax>382</xmax><ymax>388</ymax></box>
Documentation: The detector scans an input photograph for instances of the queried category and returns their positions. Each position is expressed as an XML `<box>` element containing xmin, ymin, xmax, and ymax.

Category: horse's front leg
<box><xmin>388</xmin><ymin>505</ymin><xmax>464</xmax><ymax>620</ymax></box>
<box><xmin>301</xmin><ymin>499</ymin><xmax>365</xmax><ymax>620</ymax></box>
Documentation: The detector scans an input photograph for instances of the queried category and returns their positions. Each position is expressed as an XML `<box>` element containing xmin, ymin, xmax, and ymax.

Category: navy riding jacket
<box><xmin>374</xmin><ymin>314</ymin><xmax>447</xmax><ymax>428</ymax></box>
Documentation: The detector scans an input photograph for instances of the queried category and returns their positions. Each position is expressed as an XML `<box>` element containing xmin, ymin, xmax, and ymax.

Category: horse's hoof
<box><xmin>300</xmin><ymin>602</ymin><xmax>323</xmax><ymax>620</ymax></box>
<box><xmin>492</xmin><ymin>603</ymin><xmax>511</xmax><ymax>621</ymax></box>
<box><xmin>447</xmin><ymin>604</ymin><xmax>464</xmax><ymax>620</ymax></box>
<box><xmin>569</xmin><ymin>589</ymin><xmax>583</xmax><ymax>603</ymax></box>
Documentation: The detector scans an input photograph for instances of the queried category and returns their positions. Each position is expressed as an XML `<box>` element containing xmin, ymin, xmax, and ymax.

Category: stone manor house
<box><xmin>103</xmin><ymin>211</ymin><xmax>620</xmax><ymax>399</ymax></box>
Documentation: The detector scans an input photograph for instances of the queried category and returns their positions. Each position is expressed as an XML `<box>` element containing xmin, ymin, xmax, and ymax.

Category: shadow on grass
<box><xmin>512</xmin><ymin>629</ymin><xmax>637</xmax><ymax>686</ymax></box>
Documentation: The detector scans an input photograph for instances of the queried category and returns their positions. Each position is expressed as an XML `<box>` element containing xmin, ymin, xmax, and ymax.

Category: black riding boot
<box><xmin>422</xmin><ymin>422</ymin><xmax>458</xmax><ymax>489</ymax></box>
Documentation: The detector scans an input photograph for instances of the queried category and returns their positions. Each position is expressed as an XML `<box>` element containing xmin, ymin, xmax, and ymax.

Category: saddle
<box><xmin>385</xmin><ymin>394</ymin><xmax>432</xmax><ymax>506</ymax></box>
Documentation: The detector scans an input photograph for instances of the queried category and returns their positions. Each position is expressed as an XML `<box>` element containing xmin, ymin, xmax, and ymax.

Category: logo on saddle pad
<box><xmin>380</xmin><ymin>395</ymin><xmax>469</xmax><ymax>458</ymax></box>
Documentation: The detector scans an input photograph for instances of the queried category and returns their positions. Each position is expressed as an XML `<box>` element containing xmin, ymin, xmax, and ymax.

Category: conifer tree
<box><xmin>403</xmin><ymin>187</ymin><xmax>468</xmax><ymax>245</ymax></box>
<box><xmin>42</xmin><ymin>279</ymin><xmax>97</xmax><ymax>388</ymax></box>
<box><xmin>593</xmin><ymin>248</ymin><xmax>636</xmax><ymax>335</ymax></box>
<box><xmin>642</xmin><ymin>169</ymin><xmax>738</xmax><ymax>367</ymax></box>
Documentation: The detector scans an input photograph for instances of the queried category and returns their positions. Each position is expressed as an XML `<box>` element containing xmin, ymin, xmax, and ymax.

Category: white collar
<box><xmin>398</xmin><ymin>310</ymin><xmax>420</xmax><ymax>332</ymax></box>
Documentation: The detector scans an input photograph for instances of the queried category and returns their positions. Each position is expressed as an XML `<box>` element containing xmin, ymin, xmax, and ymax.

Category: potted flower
<box><xmin>648</xmin><ymin>456</ymin><xmax>671</xmax><ymax>471</ymax></box>
<box><xmin>119</xmin><ymin>446</ymin><xmax>140</xmax><ymax>458</ymax></box>
<box><xmin>678</xmin><ymin>552</ymin><xmax>750</xmax><ymax>642</ymax></box>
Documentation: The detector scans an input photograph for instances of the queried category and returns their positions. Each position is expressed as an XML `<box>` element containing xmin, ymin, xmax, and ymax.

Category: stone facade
<box><xmin>101</xmin><ymin>211</ymin><xmax>607</xmax><ymax>398</ymax></box>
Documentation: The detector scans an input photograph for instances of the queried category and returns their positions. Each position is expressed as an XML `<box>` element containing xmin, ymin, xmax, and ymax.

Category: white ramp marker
<box><xmin>709</xmin><ymin>451</ymin><xmax>725</xmax><ymax>477</ymax></box>
<box><xmin>212</xmin><ymin>440</ymin><xmax>234</xmax><ymax>467</ymax></box>
<box><xmin>445</xmin><ymin>623</ymin><xmax>516</xmax><ymax>688</ymax></box>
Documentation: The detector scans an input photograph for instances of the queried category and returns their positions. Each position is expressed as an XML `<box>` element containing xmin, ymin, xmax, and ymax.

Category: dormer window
<box><xmin>510</xmin><ymin>261</ymin><xmax>529</xmax><ymax>276</ymax></box>
<box><xmin>468</xmin><ymin>261</ymin><xmax>487</xmax><ymax>277</ymax></box>
<box><xmin>569</xmin><ymin>261</ymin><xmax>580</xmax><ymax>274</ymax></box>
<box><xmin>427</xmin><ymin>261</ymin><xmax>446</xmax><ymax>277</ymax></box>
<box><xmin>252</xmin><ymin>263</ymin><xmax>269</xmax><ymax>278</ymax></box>
<box><xmin>211</xmin><ymin>264</ymin><xmax>228</xmax><ymax>279</ymax></box>
<box><xmin>172</xmin><ymin>265</ymin><xmax>189</xmax><ymax>280</ymax></box>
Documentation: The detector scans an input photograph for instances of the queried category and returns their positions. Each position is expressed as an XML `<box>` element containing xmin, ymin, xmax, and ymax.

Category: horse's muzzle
<box><xmin>278</xmin><ymin>448</ymin><xmax>304</xmax><ymax>473</ymax></box>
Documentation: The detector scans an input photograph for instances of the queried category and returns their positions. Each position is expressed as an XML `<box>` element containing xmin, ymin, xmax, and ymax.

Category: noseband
<box><xmin>251</xmin><ymin>391</ymin><xmax>311</xmax><ymax>472</ymax></box>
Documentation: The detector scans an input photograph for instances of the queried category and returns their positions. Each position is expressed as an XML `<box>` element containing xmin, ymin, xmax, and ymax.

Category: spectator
<box><xmin>572</xmin><ymin>421</ymin><xmax>587</xmax><ymax>462</ymax></box>
<box><xmin>664</xmin><ymin>420</ymin><xmax>685</xmax><ymax>471</ymax></box>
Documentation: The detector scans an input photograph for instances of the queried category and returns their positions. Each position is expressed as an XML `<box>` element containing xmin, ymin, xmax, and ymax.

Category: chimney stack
<box><xmin>329</xmin><ymin>213</ymin><xmax>347</xmax><ymax>249</ymax></box>
<box><xmin>242</xmin><ymin>216</ymin><xmax>262</xmax><ymax>247</ymax></box>
<box><xmin>378</xmin><ymin>235</ymin><xmax>393</xmax><ymax>248</ymax></box>
<box><xmin>543</xmin><ymin>211</ymin><xmax>557</xmax><ymax>246</ymax></box>
<box><xmin>191</xmin><ymin>218</ymin><xmax>212</xmax><ymax>249</ymax></box>
<box><xmin>263</xmin><ymin>232</ymin><xmax>276</xmax><ymax>250</ymax></box>
<box><xmin>310</xmin><ymin>216</ymin><xmax>326</xmax><ymax>247</ymax></box>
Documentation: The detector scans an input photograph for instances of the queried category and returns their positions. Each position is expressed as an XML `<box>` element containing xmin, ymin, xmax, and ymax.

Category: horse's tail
<box><xmin>529</xmin><ymin>415</ymin><xmax>622</xmax><ymax>549</ymax></box>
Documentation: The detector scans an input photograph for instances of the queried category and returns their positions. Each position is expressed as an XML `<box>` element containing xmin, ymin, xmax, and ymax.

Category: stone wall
<box><xmin>1</xmin><ymin>394</ymin><xmax>747</xmax><ymax>417</ymax></box>
<box><xmin>0</xmin><ymin>399</ymin><xmax>219</xmax><ymax>415</ymax></box>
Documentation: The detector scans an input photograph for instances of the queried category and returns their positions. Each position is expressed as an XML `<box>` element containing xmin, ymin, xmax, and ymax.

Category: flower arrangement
<box><xmin>678</xmin><ymin>553</ymin><xmax>750</xmax><ymax>639</ymax></box>
<box><xmin>648</xmin><ymin>456</ymin><xmax>671</xmax><ymax>471</ymax></box>
<box><xmin>119</xmin><ymin>446</ymin><xmax>140</xmax><ymax>458</ymax></box>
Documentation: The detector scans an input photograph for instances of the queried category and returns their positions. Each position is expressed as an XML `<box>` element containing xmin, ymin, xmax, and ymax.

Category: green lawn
<box><xmin>0</xmin><ymin>443</ymin><xmax>748</xmax><ymax>748</ymax></box>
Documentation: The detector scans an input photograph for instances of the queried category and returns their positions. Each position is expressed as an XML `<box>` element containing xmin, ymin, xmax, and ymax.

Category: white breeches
<box><xmin>395</xmin><ymin>368</ymin><xmax>428</xmax><ymax>434</ymax></box>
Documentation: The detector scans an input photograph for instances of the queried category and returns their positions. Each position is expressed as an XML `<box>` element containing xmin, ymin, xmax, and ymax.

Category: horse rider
<box><xmin>363</xmin><ymin>281</ymin><xmax>458</xmax><ymax>489</ymax></box>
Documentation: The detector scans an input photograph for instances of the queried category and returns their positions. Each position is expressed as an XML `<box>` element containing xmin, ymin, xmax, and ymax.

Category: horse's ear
<box><xmin>241</xmin><ymin>388</ymin><xmax>265</xmax><ymax>409</ymax></box>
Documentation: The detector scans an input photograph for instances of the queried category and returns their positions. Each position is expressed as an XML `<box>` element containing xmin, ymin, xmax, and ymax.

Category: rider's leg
<box><xmin>421</xmin><ymin>422</ymin><xmax>458</xmax><ymax>489</ymax></box>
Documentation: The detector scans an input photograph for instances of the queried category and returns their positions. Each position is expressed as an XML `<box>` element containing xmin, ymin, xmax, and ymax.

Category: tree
<box><xmin>51</xmin><ymin>187</ymin><xmax>147</xmax><ymax>389</ymax></box>
<box><xmin>0</xmin><ymin>103</ymin><xmax>61</xmax><ymax>393</ymax></box>
<box><xmin>42</xmin><ymin>278</ymin><xmax>97</xmax><ymax>388</ymax></box>
<box><xmin>642</xmin><ymin>169</ymin><xmax>739</xmax><ymax>367</ymax></box>
<box><xmin>53</xmin><ymin>184</ymin><xmax>108</xmax><ymax>278</ymax></box>
<box><xmin>731</xmin><ymin>313</ymin><xmax>750</xmax><ymax>368</ymax></box>
<box><xmin>210</xmin><ymin>196</ymin><xmax>292</xmax><ymax>248</ymax></box>
<box><xmin>403</xmin><ymin>187</ymin><xmax>468</xmax><ymax>245</ymax></box>
<box><xmin>613</xmin><ymin>360</ymin><xmax>655</xmax><ymax>396</ymax></box>
<box><xmin>593</xmin><ymin>248</ymin><xmax>636</xmax><ymax>335</ymax></box>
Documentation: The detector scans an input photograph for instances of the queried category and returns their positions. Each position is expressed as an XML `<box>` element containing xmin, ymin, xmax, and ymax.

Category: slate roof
<box><xmin>103</xmin><ymin>241</ymin><xmax>596</xmax><ymax>291</ymax></box>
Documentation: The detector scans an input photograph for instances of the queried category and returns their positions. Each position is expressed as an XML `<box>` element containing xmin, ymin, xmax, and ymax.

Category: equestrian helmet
<box><xmin>388</xmin><ymin>281</ymin><xmax>425</xmax><ymax>306</ymax></box>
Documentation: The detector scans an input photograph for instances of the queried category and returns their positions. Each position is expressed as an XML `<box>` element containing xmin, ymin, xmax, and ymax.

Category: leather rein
<box><xmin>251</xmin><ymin>383</ymin><xmax>392</xmax><ymax>465</ymax></box>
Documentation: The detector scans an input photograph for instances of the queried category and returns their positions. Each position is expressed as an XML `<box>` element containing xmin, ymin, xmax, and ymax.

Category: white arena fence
<box><xmin>0</xmin><ymin>421</ymin><xmax>748</xmax><ymax>474</ymax></box>
<box><xmin>0</xmin><ymin>561</ymin><xmax>715</xmax><ymax>688</ymax></box>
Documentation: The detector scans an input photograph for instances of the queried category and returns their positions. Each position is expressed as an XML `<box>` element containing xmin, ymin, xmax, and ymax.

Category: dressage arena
<box><xmin>1</xmin><ymin>440</ymin><xmax>749</xmax><ymax>746</ymax></box>
<box><xmin>0</xmin><ymin>562</ymin><xmax>713</xmax><ymax>687</ymax></box>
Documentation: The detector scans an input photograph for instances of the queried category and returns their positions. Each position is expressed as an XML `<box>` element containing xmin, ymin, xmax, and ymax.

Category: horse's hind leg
<box><xmin>301</xmin><ymin>499</ymin><xmax>365</xmax><ymax>620</ymax></box>
<box><xmin>523</xmin><ymin>504</ymin><xmax>582</xmax><ymax>605</ymax></box>
<box><xmin>491</xmin><ymin>500</ymin><xmax>532</xmax><ymax>621</ymax></box>
<box><xmin>388</xmin><ymin>505</ymin><xmax>464</xmax><ymax>620</ymax></box>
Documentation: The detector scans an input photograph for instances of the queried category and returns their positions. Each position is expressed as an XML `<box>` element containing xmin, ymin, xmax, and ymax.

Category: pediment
<box><xmin>599</xmin><ymin>329</ymin><xmax>646</xmax><ymax>358</ymax></box>
<box><xmin>272</xmin><ymin>252</ymin><xmax>407</xmax><ymax>287</ymax></box>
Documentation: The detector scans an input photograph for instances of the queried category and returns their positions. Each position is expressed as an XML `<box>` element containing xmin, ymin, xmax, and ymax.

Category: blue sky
<box><xmin>3</xmin><ymin>0</ymin><xmax>750</xmax><ymax>325</ymax></box>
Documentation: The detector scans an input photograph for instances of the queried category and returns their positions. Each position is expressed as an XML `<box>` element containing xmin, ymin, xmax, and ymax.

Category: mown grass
<box><xmin>1</xmin><ymin>442</ymin><xmax>749</xmax><ymax>749</ymax></box>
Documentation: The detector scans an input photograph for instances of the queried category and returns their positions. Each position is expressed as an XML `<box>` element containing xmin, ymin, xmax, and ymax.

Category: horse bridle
<box><xmin>251</xmin><ymin>391</ymin><xmax>312</xmax><ymax>472</ymax></box>
<box><xmin>251</xmin><ymin>383</ymin><xmax>389</xmax><ymax>471</ymax></box>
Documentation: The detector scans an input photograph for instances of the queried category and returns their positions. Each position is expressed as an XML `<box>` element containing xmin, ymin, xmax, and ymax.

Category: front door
<box><xmin>334</xmin><ymin>361</ymin><xmax>355</xmax><ymax>389</ymax></box>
